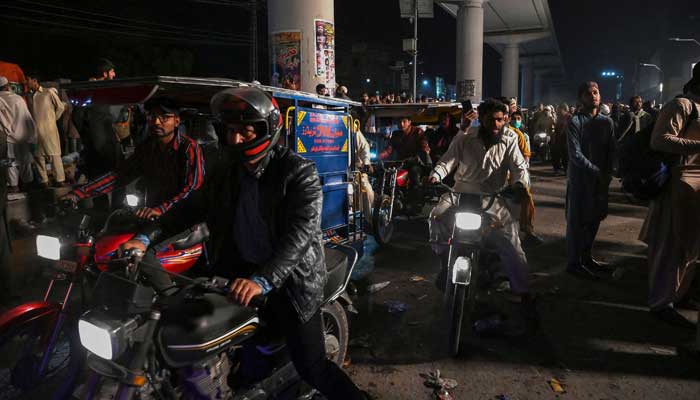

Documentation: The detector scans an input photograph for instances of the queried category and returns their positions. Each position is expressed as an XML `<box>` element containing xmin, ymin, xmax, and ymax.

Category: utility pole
<box><xmin>412</xmin><ymin>0</ymin><xmax>418</xmax><ymax>101</ymax></box>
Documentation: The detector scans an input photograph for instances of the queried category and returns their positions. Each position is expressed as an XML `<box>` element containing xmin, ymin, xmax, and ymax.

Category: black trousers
<box><xmin>0</xmin><ymin>210</ymin><xmax>14</xmax><ymax>303</ymax></box>
<box><xmin>264</xmin><ymin>294</ymin><xmax>364</xmax><ymax>400</ymax></box>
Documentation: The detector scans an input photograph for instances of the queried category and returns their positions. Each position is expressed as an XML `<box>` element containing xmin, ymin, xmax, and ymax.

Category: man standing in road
<box><xmin>26</xmin><ymin>72</ymin><xmax>66</xmax><ymax>188</ymax></box>
<box><xmin>565</xmin><ymin>82</ymin><xmax>616</xmax><ymax>279</ymax></box>
<box><xmin>552</xmin><ymin>103</ymin><xmax>571</xmax><ymax>174</ymax></box>
<box><xmin>618</xmin><ymin>95</ymin><xmax>654</xmax><ymax>140</ymax></box>
<box><xmin>0</xmin><ymin>76</ymin><xmax>36</xmax><ymax>193</ymax></box>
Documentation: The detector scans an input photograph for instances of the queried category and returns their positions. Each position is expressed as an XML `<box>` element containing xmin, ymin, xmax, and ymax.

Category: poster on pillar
<box><xmin>314</xmin><ymin>19</ymin><xmax>335</xmax><ymax>89</ymax></box>
<box><xmin>457</xmin><ymin>80</ymin><xmax>477</xmax><ymax>101</ymax></box>
<box><xmin>271</xmin><ymin>31</ymin><xmax>302</xmax><ymax>90</ymax></box>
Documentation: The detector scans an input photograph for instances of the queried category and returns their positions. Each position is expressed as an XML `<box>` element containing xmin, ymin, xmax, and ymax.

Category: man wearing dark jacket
<box><xmin>122</xmin><ymin>87</ymin><xmax>366</xmax><ymax>400</ymax></box>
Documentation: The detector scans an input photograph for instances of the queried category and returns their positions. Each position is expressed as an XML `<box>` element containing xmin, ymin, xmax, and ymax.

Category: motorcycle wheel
<box><xmin>320</xmin><ymin>302</ymin><xmax>348</xmax><ymax>367</ymax></box>
<box><xmin>372</xmin><ymin>194</ymin><xmax>395</xmax><ymax>245</ymax></box>
<box><xmin>447</xmin><ymin>283</ymin><xmax>467</xmax><ymax>357</ymax></box>
<box><xmin>0</xmin><ymin>317</ymin><xmax>82</xmax><ymax>400</ymax></box>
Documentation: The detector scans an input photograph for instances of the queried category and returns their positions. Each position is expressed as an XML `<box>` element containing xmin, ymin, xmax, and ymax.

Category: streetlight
<box><xmin>366</xmin><ymin>78</ymin><xmax>371</xmax><ymax>83</ymax></box>
<box><xmin>640</xmin><ymin>63</ymin><xmax>664</xmax><ymax>104</ymax></box>
<box><xmin>669</xmin><ymin>37</ymin><xmax>700</xmax><ymax>48</ymax></box>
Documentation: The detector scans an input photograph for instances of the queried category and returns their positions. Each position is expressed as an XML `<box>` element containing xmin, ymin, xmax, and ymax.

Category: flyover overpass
<box><xmin>436</xmin><ymin>0</ymin><xmax>566</xmax><ymax>105</ymax></box>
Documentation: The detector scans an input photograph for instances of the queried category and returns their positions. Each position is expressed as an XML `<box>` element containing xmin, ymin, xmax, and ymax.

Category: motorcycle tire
<box><xmin>372</xmin><ymin>194</ymin><xmax>395</xmax><ymax>246</ymax></box>
<box><xmin>320</xmin><ymin>302</ymin><xmax>349</xmax><ymax>367</ymax></box>
<box><xmin>447</xmin><ymin>284</ymin><xmax>467</xmax><ymax>357</ymax></box>
<box><xmin>0</xmin><ymin>316</ymin><xmax>82</xmax><ymax>400</ymax></box>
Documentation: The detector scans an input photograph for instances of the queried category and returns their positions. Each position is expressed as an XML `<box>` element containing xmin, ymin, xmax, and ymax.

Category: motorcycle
<box><xmin>432</xmin><ymin>184</ymin><xmax>513</xmax><ymax>356</ymax></box>
<box><xmin>0</xmin><ymin>197</ymin><xmax>208</xmax><ymax>399</ymax></box>
<box><xmin>371</xmin><ymin>157</ymin><xmax>433</xmax><ymax>245</ymax></box>
<box><xmin>72</xmin><ymin>243</ymin><xmax>357</xmax><ymax>399</ymax></box>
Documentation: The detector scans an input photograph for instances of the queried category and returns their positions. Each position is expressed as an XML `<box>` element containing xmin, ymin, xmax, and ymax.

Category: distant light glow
<box><xmin>366</xmin><ymin>78</ymin><xmax>371</xmax><ymax>83</ymax></box>
<box><xmin>422</xmin><ymin>80</ymin><xmax>429</xmax><ymax>86</ymax></box>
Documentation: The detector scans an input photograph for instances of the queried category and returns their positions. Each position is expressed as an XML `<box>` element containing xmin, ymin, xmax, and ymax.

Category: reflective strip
<box><xmin>167</xmin><ymin>316</ymin><xmax>259</xmax><ymax>351</ymax></box>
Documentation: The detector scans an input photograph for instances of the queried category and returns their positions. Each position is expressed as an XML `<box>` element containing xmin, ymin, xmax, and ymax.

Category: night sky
<box><xmin>1</xmin><ymin>0</ymin><xmax>699</xmax><ymax>100</ymax></box>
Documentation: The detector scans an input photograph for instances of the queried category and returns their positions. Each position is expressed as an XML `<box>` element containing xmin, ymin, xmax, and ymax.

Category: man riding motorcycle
<box><xmin>121</xmin><ymin>87</ymin><xmax>368</xmax><ymax>400</ymax></box>
<box><xmin>428</xmin><ymin>98</ymin><xmax>537</xmax><ymax>332</ymax></box>
<box><xmin>63</xmin><ymin>97</ymin><xmax>205</xmax><ymax>220</ymax></box>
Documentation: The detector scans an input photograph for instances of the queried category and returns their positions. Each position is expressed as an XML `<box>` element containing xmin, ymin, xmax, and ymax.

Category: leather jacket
<box><xmin>147</xmin><ymin>145</ymin><xmax>326</xmax><ymax>323</ymax></box>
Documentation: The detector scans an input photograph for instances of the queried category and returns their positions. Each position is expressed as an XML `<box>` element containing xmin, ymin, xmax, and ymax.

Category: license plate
<box><xmin>54</xmin><ymin>260</ymin><xmax>78</xmax><ymax>273</ymax></box>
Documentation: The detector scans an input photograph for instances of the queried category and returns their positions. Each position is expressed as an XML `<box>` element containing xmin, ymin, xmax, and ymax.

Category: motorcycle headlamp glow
<box><xmin>535</xmin><ymin>132</ymin><xmax>548</xmax><ymax>139</ymax></box>
<box><xmin>78</xmin><ymin>312</ymin><xmax>140</xmax><ymax>360</ymax></box>
<box><xmin>454</xmin><ymin>212</ymin><xmax>482</xmax><ymax>230</ymax></box>
<box><xmin>125</xmin><ymin>194</ymin><xmax>140</xmax><ymax>207</ymax></box>
<box><xmin>36</xmin><ymin>235</ymin><xmax>61</xmax><ymax>260</ymax></box>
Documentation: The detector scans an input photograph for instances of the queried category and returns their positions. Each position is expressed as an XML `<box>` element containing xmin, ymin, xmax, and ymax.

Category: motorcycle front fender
<box><xmin>0</xmin><ymin>301</ymin><xmax>61</xmax><ymax>338</ymax></box>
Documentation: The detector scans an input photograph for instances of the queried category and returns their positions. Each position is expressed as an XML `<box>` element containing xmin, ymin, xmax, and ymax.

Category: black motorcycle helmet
<box><xmin>210</xmin><ymin>86</ymin><xmax>282</xmax><ymax>162</ymax></box>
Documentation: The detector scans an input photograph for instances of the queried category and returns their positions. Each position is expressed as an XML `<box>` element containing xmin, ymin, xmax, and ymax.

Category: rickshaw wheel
<box><xmin>372</xmin><ymin>195</ymin><xmax>395</xmax><ymax>245</ymax></box>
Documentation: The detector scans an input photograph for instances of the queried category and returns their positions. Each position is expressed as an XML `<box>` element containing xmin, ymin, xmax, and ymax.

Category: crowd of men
<box><xmin>1</xmin><ymin>61</ymin><xmax>699</xmax><ymax>355</ymax></box>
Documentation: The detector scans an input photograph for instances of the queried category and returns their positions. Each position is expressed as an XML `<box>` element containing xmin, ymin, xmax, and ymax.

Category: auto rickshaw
<box><xmin>361</xmin><ymin>101</ymin><xmax>464</xmax><ymax>245</ymax></box>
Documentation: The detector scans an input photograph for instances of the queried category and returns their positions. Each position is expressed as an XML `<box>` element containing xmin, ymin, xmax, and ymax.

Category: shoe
<box><xmin>7</xmin><ymin>186</ymin><xmax>20</xmax><ymax>193</ymax></box>
<box><xmin>566</xmin><ymin>264</ymin><xmax>599</xmax><ymax>280</ymax></box>
<box><xmin>651</xmin><ymin>306</ymin><xmax>696</xmax><ymax>330</ymax></box>
<box><xmin>38</xmin><ymin>181</ymin><xmax>49</xmax><ymax>189</ymax></box>
<box><xmin>582</xmin><ymin>257</ymin><xmax>612</xmax><ymax>272</ymax></box>
<box><xmin>522</xmin><ymin>233</ymin><xmax>544</xmax><ymax>248</ymax></box>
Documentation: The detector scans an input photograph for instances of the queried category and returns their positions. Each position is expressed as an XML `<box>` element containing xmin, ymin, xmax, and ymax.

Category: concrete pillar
<box><xmin>520</xmin><ymin>59</ymin><xmax>534</xmax><ymax>107</ymax></box>
<box><xmin>533</xmin><ymin>70</ymin><xmax>547</xmax><ymax>106</ymax></box>
<box><xmin>500</xmin><ymin>43</ymin><xmax>519</xmax><ymax>99</ymax></box>
<box><xmin>268</xmin><ymin>0</ymin><xmax>335</xmax><ymax>93</ymax></box>
<box><xmin>456</xmin><ymin>0</ymin><xmax>484</xmax><ymax>102</ymax></box>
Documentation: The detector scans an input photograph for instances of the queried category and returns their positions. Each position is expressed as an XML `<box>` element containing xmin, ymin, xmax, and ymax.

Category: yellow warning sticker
<box><xmin>296</xmin><ymin>111</ymin><xmax>307</xmax><ymax>126</ymax></box>
<box><xmin>341</xmin><ymin>116</ymin><xmax>349</xmax><ymax>130</ymax></box>
<box><xmin>341</xmin><ymin>139</ymin><xmax>348</xmax><ymax>152</ymax></box>
<box><xmin>297</xmin><ymin>137</ymin><xmax>307</xmax><ymax>153</ymax></box>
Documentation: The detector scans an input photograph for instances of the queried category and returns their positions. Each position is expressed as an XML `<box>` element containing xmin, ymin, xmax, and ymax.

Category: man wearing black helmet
<box><xmin>62</xmin><ymin>97</ymin><xmax>205</xmax><ymax>220</ymax></box>
<box><xmin>122</xmin><ymin>87</ymin><xmax>367</xmax><ymax>399</ymax></box>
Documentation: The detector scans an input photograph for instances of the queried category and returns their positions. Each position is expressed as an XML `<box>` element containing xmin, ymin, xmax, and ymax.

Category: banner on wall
<box><xmin>270</xmin><ymin>31</ymin><xmax>302</xmax><ymax>90</ymax></box>
<box><xmin>314</xmin><ymin>19</ymin><xmax>335</xmax><ymax>87</ymax></box>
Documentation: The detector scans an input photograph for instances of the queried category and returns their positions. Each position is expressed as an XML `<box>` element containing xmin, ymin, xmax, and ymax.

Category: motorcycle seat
<box><xmin>158</xmin><ymin>223</ymin><xmax>210</xmax><ymax>251</ymax></box>
<box><xmin>324</xmin><ymin>247</ymin><xmax>348</xmax><ymax>301</ymax></box>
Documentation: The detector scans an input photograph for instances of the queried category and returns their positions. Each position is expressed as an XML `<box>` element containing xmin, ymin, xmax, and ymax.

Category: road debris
<box><xmin>649</xmin><ymin>345</ymin><xmax>677</xmax><ymax>356</ymax></box>
<box><xmin>408</xmin><ymin>321</ymin><xmax>422</xmax><ymax>326</ymax></box>
<box><xmin>368</xmin><ymin>281</ymin><xmax>391</xmax><ymax>293</ymax></box>
<box><xmin>473</xmin><ymin>315</ymin><xmax>503</xmax><ymax>335</ymax></box>
<box><xmin>417</xmin><ymin>294</ymin><xmax>428</xmax><ymax>301</ymax></box>
<box><xmin>421</xmin><ymin>369</ymin><xmax>458</xmax><ymax>399</ymax></box>
<box><xmin>410</xmin><ymin>275</ymin><xmax>426</xmax><ymax>282</ymax></box>
<box><xmin>548</xmin><ymin>378</ymin><xmax>565</xmax><ymax>393</ymax></box>
<box><xmin>495</xmin><ymin>280</ymin><xmax>511</xmax><ymax>292</ymax></box>
<box><xmin>384</xmin><ymin>300</ymin><xmax>407</xmax><ymax>313</ymax></box>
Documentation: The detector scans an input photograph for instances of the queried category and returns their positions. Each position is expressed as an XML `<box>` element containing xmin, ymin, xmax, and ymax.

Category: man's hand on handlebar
<box><xmin>135</xmin><ymin>207</ymin><xmax>162</xmax><ymax>220</ymax></box>
<box><xmin>429</xmin><ymin>176</ymin><xmax>440</xmax><ymax>185</ymax></box>
<box><xmin>228</xmin><ymin>278</ymin><xmax>263</xmax><ymax>307</ymax></box>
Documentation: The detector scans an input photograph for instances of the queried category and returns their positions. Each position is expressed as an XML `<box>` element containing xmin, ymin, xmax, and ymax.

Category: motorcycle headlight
<box><xmin>535</xmin><ymin>133</ymin><xmax>548</xmax><ymax>139</ymax></box>
<box><xmin>125</xmin><ymin>194</ymin><xmax>140</xmax><ymax>207</ymax></box>
<box><xmin>36</xmin><ymin>235</ymin><xmax>61</xmax><ymax>260</ymax></box>
<box><xmin>454</xmin><ymin>212</ymin><xmax>481</xmax><ymax>230</ymax></box>
<box><xmin>78</xmin><ymin>312</ymin><xmax>140</xmax><ymax>360</ymax></box>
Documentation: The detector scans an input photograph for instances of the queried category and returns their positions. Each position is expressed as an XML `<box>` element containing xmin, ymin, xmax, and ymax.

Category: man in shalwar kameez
<box><xmin>565</xmin><ymin>82</ymin><xmax>615</xmax><ymax>279</ymax></box>
<box><xmin>642</xmin><ymin>63</ymin><xmax>700</xmax><ymax>329</ymax></box>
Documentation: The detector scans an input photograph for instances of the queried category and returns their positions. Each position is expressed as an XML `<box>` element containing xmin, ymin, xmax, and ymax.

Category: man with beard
<box><xmin>565</xmin><ymin>82</ymin><xmax>615</xmax><ymax>279</ymax></box>
<box><xmin>618</xmin><ymin>95</ymin><xmax>654</xmax><ymax>140</ymax></box>
<box><xmin>63</xmin><ymin>97</ymin><xmax>204</xmax><ymax>220</ymax></box>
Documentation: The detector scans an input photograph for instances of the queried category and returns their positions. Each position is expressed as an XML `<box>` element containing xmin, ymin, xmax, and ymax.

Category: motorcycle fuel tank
<box><xmin>94</xmin><ymin>234</ymin><xmax>202</xmax><ymax>274</ymax></box>
<box><xmin>157</xmin><ymin>293</ymin><xmax>259</xmax><ymax>368</ymax></box>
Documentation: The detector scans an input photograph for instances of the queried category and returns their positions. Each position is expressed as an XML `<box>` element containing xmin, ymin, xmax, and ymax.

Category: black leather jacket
<box><xmin>147</xmin><ymin>145</ymin><xmax>327</xmax><ymax>323</ymax></box>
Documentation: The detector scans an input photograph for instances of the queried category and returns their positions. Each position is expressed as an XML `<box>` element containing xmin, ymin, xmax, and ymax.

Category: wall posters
<box><xmin>314</xmin><ymin>19</ymin><xmax>335</xmax><ymax>87</ymax></box>
<box><xmin>270</xmin><ymin>31</ymin><xmax>302</xmax><ymax>90</ymax></box>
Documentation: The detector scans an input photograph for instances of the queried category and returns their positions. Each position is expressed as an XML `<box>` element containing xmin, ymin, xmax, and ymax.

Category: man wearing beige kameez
<box><xmin>26</xmin><ymin>73</ymin><xmax>65</xmax><ymax>186</ymax></box>
<box><xmin>641</xmin><ymin>63</ymin><xmax>700</xmax><ymax>329</ymax></box>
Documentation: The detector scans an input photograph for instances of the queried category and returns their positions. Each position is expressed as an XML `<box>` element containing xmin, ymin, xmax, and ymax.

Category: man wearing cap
<box><xmin>63</xmin><ymin>98</ymin><xmax>204</xmax><ymax>220</ymax></box>
<box><xmin>565</xmin><ymin>81</ymin><xmax>616</xmax><ymax>279</ymax></box>
<box><xmin>0</xmin><ymin>76</ymin><xmax>37</xmax><ymax>192</ymax></box>
<box><xmin>642</xmin><ymin>62</ymin><xmax>700</xmax><ymax>329</ymax></box>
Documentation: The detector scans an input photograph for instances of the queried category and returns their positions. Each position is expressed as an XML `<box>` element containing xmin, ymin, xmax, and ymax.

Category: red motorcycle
<box><xmin>371</xmin><ymin>157</ymin><xmax>433</xmax><ymax>245</ymax></box>
<box><xmin>0</xmin><ymin>198</ymin><xmax>207</xmax><ymax>399</ymax></box>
